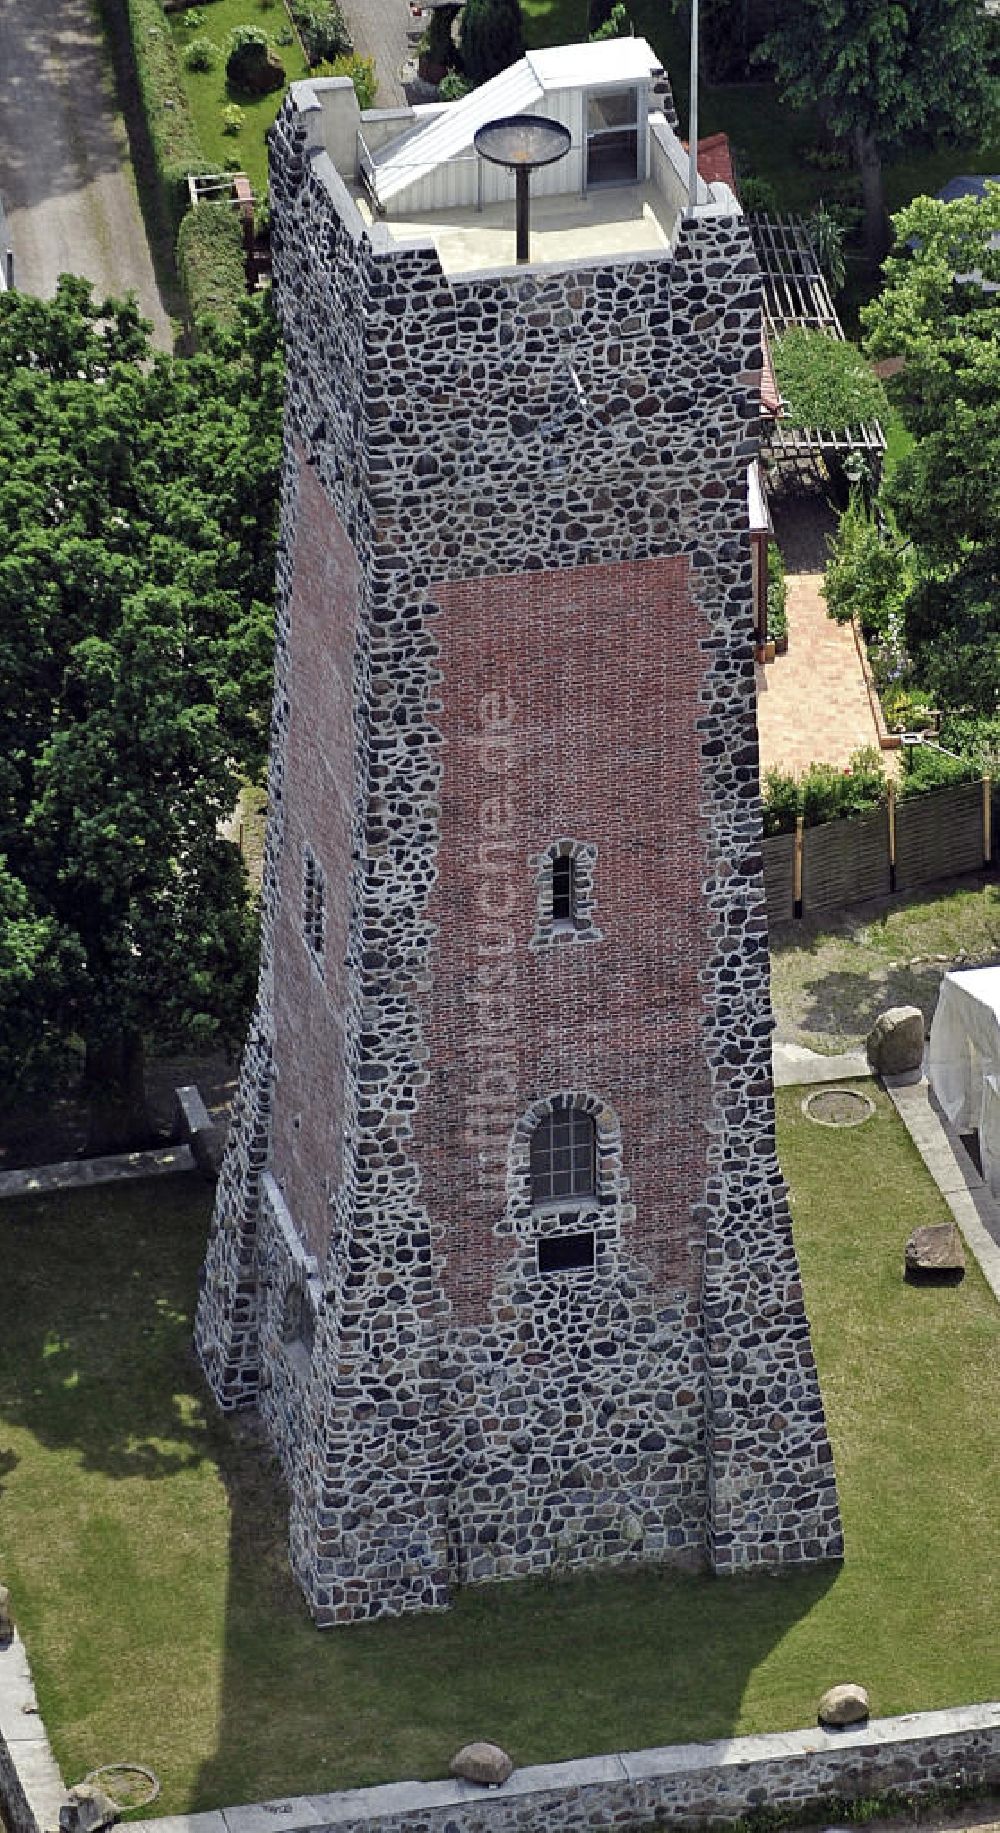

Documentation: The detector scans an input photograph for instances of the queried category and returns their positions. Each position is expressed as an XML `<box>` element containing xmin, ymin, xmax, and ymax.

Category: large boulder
<box><xmin>817</xmin><ymin>1683</ymin><xmax>870</xmax><ymax>1728</ymax></box>
<box><xmin>449</xmin><ymin>1742</ymin><xmax>514</xmax><ymax>1786</ymax></box>
<box><xmin>866</xmin><ymin>1006</ymin><xmax>925</xmax><ymax>1077</ymax></box>
<box><xmin>905</xmin><ymin>1222</ymin><xmax>965</xmax><ymax>1280</ymax></box>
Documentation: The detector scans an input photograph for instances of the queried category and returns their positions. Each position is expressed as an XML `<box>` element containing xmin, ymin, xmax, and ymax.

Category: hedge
<box><xmin>762</xmin><ymin>743</ymin><xmax>982</xmax><ymax>837</ymax></box>
<box><xmin>103</xmin><ymin>0</ymin><xmax>208</xmax><ymax>232</ymax></box>
<box><xmin>176</xmin><ymin>202</ymin><xmax>249</xmax><ymax>331</ymax></box>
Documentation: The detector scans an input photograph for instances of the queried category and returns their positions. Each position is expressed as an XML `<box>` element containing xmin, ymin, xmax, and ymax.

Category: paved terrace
<box><xmin>355</xmin><ymin>179</ymin><xmax>674</xmax><ymax>272</ymax></box>
<box><xmin>756</xmin><ymin>496</ymin><xmax>898</xmax><ymax>779</ymax></box>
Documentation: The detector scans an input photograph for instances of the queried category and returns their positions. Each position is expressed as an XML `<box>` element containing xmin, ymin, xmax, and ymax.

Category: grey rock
<box><xmin>449</xmin><ymin>1742</ymin><xmax>514</xmax><ymax>1786</ymax></box>
<box><xmin>59</xmin><ymin>1786</ymin><xmax>119</xmax><ymax>1833</ymax></box>
<box><xmin>817</xmin><ymin>1683</ymin><xmax>870</xmax><ymax>1727</ymax></box>
<box><xmin>905</xmin><ymin>1223</ymin><xmax>965</xmax><ymax>1277</ymax></box>
<box><xmin>866</xmin><ymin>1007</ymin><xmax>925</xmax><ymax>1076</ymax></box>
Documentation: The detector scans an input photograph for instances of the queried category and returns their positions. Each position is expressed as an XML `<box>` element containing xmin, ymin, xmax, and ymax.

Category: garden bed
<box><xmin>168</xmin><ymin>0</ymin><xmax>311</xmax><ymax>192</ymax></box>
<box><xmin>0</xmin><ymin>1085</ymin><xmax>998</xmax><ymax>1814</ymax></box>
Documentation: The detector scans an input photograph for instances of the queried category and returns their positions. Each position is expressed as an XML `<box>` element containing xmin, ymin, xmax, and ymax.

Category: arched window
<box><xmin>530</xmin><ymin>1102</ymin><xmax>596</xmax><ymax>1205</ymax></box>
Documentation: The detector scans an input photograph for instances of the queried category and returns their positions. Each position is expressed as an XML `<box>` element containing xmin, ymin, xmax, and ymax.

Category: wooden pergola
<box><xmin>749</xmin><ymin>212</ymin><xmax>886</xmax><ymax>476</ymax></box>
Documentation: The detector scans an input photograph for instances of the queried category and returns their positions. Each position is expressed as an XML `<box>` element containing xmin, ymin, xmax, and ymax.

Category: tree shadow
<box><xmin>0</xmin><ymin>1177</ymin><xmax>212</xmax><ymax>1481</ymax></box>
<box><xmin>0</xmin><ymin>1179</ymin><xmax>840</xmax><ymax>1808</ymax></box>
<box><xmin>795</xmin><ymin>960</ymin><xmax>948</xmax><ymax>1050</ymax></box>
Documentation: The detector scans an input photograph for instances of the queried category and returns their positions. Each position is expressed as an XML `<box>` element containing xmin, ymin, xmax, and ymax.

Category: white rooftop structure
<box><xmin>354</xmin><ymin>36</ymin><xmax>737</xmax><ymax>242</ymax></box>
<box><xmin>368</xmin><ymin>40</ymin><xmax>667</xmax><ymax>208</ymax></box>
<box><xmin>292</xmin><ymin>44</ymin><xmax>741</xmax><ymax>275</ymax></box>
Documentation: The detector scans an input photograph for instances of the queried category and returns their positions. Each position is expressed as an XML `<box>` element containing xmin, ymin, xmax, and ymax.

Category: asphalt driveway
<box><xmin>0</xmin><ymin>0</ymin><xmax>173</xmax><ymax>346</ymax></box>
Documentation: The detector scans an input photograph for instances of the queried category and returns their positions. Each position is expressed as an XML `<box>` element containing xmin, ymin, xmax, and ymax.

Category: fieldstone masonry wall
<box><xmin>128</xmin><ymin>1706</ymin><xmax>1000</xmax><ymax>1833</ymax></box>
<box><xmin>196</xmin><ymin>78</ymin><xmax>843</xmax><ymax>1624</ymax></box>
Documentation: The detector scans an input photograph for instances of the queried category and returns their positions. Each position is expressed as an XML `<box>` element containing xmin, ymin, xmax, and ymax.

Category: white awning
<box><xmin>928</xmin><ymin>967</ymin><xmax>1000</xmax><ymax>1192</ymax></box>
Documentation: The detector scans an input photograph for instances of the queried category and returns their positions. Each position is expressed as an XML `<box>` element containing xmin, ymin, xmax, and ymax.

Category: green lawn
<box><xmin>168</xmin><ymin>0</ymin><xmax>311</xmax><ymax>194</ymax></box>
<box><xmin>1</xmin><ymin>1098</ymin><xmax>998</xmax><ymax>1815</ymax></box>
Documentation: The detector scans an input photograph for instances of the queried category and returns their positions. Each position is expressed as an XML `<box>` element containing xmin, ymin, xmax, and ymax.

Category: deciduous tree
<box><xmin>862</xmin><ymin>187</ymin><xmax>1000</xmax><ymax>713</ymax></box>
<box><xmin>760</xmin><ymin>0</ymin><xmax>995</xmax><ymax>265</ymax></box>
<box><xmin>0</xmin><ymin>278</ymin><xmax>280</xmax><ymax>1149</ymax></box>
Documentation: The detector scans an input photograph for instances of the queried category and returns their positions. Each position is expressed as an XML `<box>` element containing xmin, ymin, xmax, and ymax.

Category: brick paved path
<box><xmin>756</xmin><ymin>494</ymin><xmax>896</xmax><ymax>780</ymax></box>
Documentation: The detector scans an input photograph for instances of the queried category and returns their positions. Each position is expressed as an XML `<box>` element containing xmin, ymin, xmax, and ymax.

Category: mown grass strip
<box><xmin>0</xmin><ymin>1086</ymin><xmax>997</xmax><ymax>1814</ymax></box>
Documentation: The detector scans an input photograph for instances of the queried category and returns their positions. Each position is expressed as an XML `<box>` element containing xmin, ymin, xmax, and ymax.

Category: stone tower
<box><xmin>196</xmin><ymin>46</ymin><xmax>843</xmax><ymax>1626</ymax></box>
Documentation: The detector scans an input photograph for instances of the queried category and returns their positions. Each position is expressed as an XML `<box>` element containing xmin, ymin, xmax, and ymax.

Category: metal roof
<box><xmin>370</xmin><ymin>37</ymin><xmax>661</xmax><ymax>207</ymax></box>
<box><xmin>526</xmin><ymin>38</ymin><xmax>662</xmax><ymax>90</ymax></box>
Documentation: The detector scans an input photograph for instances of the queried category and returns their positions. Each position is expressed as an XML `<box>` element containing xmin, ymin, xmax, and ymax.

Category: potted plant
<box><xmin>767</xmin><ymin>541</ymin><xmax>788</xmax><ymax>655</ymax></box>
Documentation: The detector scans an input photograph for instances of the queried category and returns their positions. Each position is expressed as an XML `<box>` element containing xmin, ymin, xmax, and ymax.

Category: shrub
<box><xmin>289</xmin><ymin>0</ymin><xmax>353</xmax><ymax>63</ymax></box>
<box><xmin>182</xmin><ymin>7</ymin><xmax>205</xmax><ymax>25</ymax></box>
<box><xmin>226</xmin><ymin>26</ymin><xmax>285</xmax><ymax>93</ymax></box>
<box><xmin>590</xmin><ymin>1</ymin><xmax>630</xmax><ymax>39</ymax></box>
<box><xmin>739</xmin><ymin>174</ymin><xmax>780</xmax><ymax>214</ymax></box>
<box><xmin>175</xmin><ymin>200</ymin><xmax>248</xmax><ymax>335</ymax></box>
<box><xmin>899</xmin><ymin>745</ymin><xmax>981</xmax><ymax>795</ymax></box>
<box><xmin>184</xmin><ymin>35</ymin><xmax>218</xmax><ymax>70</ymax></box>
<box><xmin>438</xmin><ymin>69</ymin><xmax>472</xmax><ymax>99</ymax></box>
<box><xmin>222</xmin><ymin>103</ymin><xmax>246</xmax><ymax>134</ymax></box>
<box><xmin>762</xmin><ymin>746</ymin><xmax>887</xmax><ymax>835</ymax></box>
<box><xmin>772</xmin><ymin>328</ymin><xmax>888</xmax><ymax>432</ymax></box>
<box><xmin>228</xmin><ymin>21</ymin><xmax>269</xmax><ymax>51</ymax></box>
<box><xmin>809</xmin><ymin>200</ymin><xmax>846</xmax><ymax>291</ymax></box>
<box><xmin>822</xmin><ymin>492</ymin><xmax>909</xmax><ymax>647</ymax></box>
<box><xmin>314</xmin><ymin>52</ymin><xmax>377</xmax><ymax>108</ymax></box>
<box><xmin>767</xmin><ymin>541</ymin><xmax>787</xmax><ymax>641</ymax></box>
<box><xmin>460</xmin><ymin>0</ymin><xmax>524</xmax><ymax>85</ymax></box>
<box><xmin>98</xmin><ymin>0</ymin><xmax>207</xmax><ymax>232</ymax></box>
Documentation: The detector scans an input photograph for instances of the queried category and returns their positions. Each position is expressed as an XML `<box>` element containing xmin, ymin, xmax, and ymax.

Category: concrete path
<box><xmin>0</xmin><ymin>0</ymin><xmax>173</xmax><ymax>346</ymax></box>
<box><xmin>885</xmin><ymin>1073</ymin><xmax>1000</xmax><ymax>1303</ymax></box>
<box><xmin>0</xmin><ymin>1629</ymin><xmax>64</xmax><ymax>1833</ymax></box>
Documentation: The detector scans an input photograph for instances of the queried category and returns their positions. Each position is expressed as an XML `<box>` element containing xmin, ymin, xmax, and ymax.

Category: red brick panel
<box><xmin>272</xmin><ymin>453</ymin><xmax>358</xmax><ymax>1259</ymax></box>
<box><xmin>417</xmin><ymin>557</ymin><xmax>712</xmax><ymax>1323</ymax></box>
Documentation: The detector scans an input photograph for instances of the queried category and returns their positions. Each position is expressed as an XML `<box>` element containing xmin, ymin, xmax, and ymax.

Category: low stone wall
<box><xmin>131</xmin><ymin>1704</ymin><xmax>1000</xmax><ymax>1833</ymax></box>
<box><xmin>0</xmin><ymin>1725</ymin><xmax>39</xmax><ymax>1833</ymax></box>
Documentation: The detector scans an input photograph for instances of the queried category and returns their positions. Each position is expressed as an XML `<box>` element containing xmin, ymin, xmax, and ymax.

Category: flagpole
<box><xmin>687</xmin><ymin>0</ymin><xmax>699</xmax><ymax>216</ymax></box>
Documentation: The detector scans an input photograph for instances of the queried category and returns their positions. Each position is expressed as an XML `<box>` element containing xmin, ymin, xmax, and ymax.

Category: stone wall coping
<box><xmin>0</xmin><ymin>1145</ymin><xmax>195</xmax><ymax>1201</ymax></box>
<box><xmin>127</xmin><ymin>1702</ymin><xmax>1000</xmax><ymax>1833</ymax></box>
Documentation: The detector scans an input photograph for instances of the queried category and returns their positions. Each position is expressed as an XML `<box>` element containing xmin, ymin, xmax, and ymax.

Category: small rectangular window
<box><xmin>537</xmin><ymin>1231</ymin><xmax>596</xmax><ymax>1274</ymax></box>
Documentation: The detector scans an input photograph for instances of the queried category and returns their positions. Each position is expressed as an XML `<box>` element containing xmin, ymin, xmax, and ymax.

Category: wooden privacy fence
<box><xmin>764</xmin><ymin>777</ymin><xmax>993</xmax><ymax>924</ymax></box>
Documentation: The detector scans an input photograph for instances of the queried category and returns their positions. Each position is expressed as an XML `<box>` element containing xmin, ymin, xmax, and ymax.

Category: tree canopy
<box><xmin>845</xmin><ymin>187</ymin><xmax>1000</xmax><ymax>717</ymax></box>
<box><xmin>460</xmin><ymin>0</ymin><xmax>524</xmax><ymax>86</ymax></box>
<box><xmin>759</xmin><ymin>0</ymin><xmax>996</xmax><ymax>263</ymax></box>
<box><xmin>0</xmin><ymin>277</ymin><xmax>281</xmax><ymax>1147</ymax></box>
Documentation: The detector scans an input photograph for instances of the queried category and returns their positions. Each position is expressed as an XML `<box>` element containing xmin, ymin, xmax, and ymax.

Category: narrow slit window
<box><xmin>530</xmin><ymin>1105</ymin><xmax>596</xmax><ymax>1205</ymax></box>
<box><xmin>302</xmin><ymin>846</ymin><xmax>326</xmax><ymax>966</ymax></box>
<box><xmin>551</xmin><ymin>853</ymin><xmax>575</xmax><ymax>925</ymax></box>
